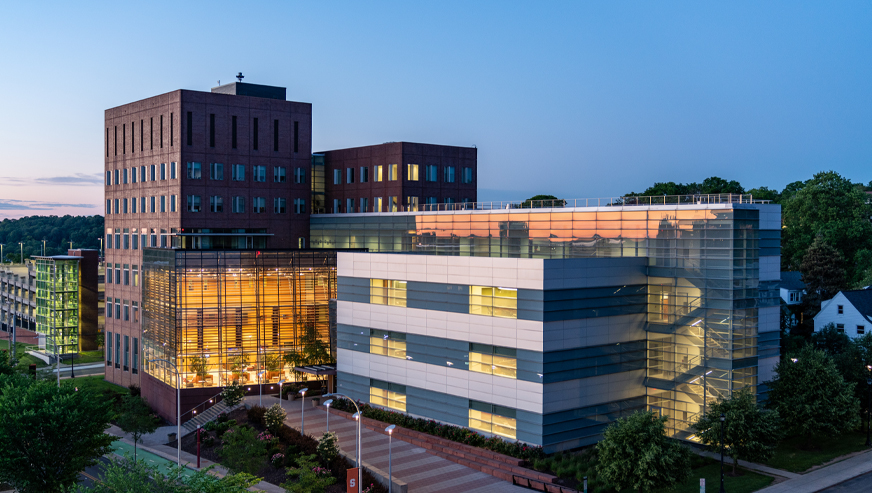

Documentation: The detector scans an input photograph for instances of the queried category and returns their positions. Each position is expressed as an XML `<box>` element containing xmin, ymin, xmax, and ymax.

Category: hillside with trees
<box><xmin>0</xmin><ymin>215</ymin><xmax>104</xmax><ymax>262</ymax></box>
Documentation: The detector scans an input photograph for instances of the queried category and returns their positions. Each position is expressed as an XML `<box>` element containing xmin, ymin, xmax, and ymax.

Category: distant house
<box><xmin>813</xmin><ymin>290</ymin><xmax>872</xmax><ymax>338</ymax></box>
<box><xmin>780</xmin><ymin>271</ymin><xmax>805</xmax><ymax>305</ymax></box>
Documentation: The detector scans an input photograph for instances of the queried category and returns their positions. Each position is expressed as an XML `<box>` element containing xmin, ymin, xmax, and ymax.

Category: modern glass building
<box><xmin>140</xmin><ymin>249</ymin><xmax>338</xmax><ymax>398</ymax></box>
<box><xmin>35</xmin><ymin>256</ymin><xmax>82</xmax><ymax>357</ymax></box>
<box><xmin>315</xmin><ymin>195</ymin><xmax>782</xmax><ymax>450</ymax></box>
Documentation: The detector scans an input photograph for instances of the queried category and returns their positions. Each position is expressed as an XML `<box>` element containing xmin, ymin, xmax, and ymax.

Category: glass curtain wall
<box><xmin>142</xmin><ymin>250</ymin><xmax>337</xmax><ymax>389</ymax></box>
<box><xmin>35</xmin><ymin>257</ymin><xmax>80</xmax><ymax>356</ymax></box>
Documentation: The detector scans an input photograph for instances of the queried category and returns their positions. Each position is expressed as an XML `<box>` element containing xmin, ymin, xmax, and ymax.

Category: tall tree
<box><xmin>766</xmin><ymin>345</ymin><xmax>860</xmax><ymax>446</ymax></box>
<box><xmin>800</xmin><ymin>237</ymin><xmax>847</xmax><ymax>315</ymax></box>
<box><xmin>0</xmin><ymin>215</ymin><xmax>104</xmax><ymax>262</ymax></box>
<box><xmin>77</xmin><ymin>455</ymin><xmax>260</xmax><ymax>493</ymax></box>
<box><xmin>692</xmin><ymin>389</ymin><xmax>782</xmax><ymax>474</ymax></box>
<box><xmin>596</xmin><ymin>411</ymin><xmax>691</xmax><ymax>493</ymax></box>
<box><xmin>0</xmin><ymin>374</ymin><xmax>115</xmax><ymax>493</ymax></box>
<box><xmin>626</xmin><ymin>176</ymin><xmax>744</xmax><ymax>197</ymax></box>
<box><xmin>117</xmin><ymin>395</ymin><xmax>160</xmax><ymax>461</ymax></box>
<box><xmin>781</xmin><ymin>171</ymin><xmax>872</xmax><ymax>279</ymax></box>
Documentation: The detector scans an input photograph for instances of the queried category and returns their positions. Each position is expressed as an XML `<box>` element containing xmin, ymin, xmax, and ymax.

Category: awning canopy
<box><xmin>293</xmin><ymin>364</ymin><xmax>337</xmax><ymax>376</ymax></box>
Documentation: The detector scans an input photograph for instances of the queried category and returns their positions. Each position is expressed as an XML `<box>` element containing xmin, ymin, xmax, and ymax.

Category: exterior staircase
<box><xmin>181</xmin><ymin>399</ymin><xmax>243</xmax><ymax>435</ymax></box>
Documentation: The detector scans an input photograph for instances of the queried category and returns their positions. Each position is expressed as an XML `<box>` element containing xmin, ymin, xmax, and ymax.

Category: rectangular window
<box><xmin>347</xmin><ymin>168</ymin><xmax>354</xmax><ymax>184</ymax></box>
<box><xmin>836</xmin><ymin>323</ymin><xmax>845</xmax><ymax>333</ymax></box>
<box><xmin>253</xmin><ymin>197</ymin><xmax>265</xmax><ymax>213</ymax></box>
<box><xmin>131</xmin><ymin>167</ymin><xmax>137</xmax><ymax>183</ymax></box>
<box><xmin>374</xmin><ymin>165</ymin><xmax>383</xmax><ymax>182</ymax></box>
<box><xmin>171</xmin><ymin>195</ymin><xmax>177</xmax><ymax>212</ymax></box>
<box><xmin>838</xmin><ymin>305</ymin><xmax>844</xmax><ymax>314</ymax></box>
<box><xmin>407</xmin><ymin>196</ymin><xmax>419</xmax><ymax>212</ymax></box>
<box><xmin>346</xmin><ymin>198</ymin><xmax>355</xmax><ymax>212</ymax></box>
<box><xmin>132</xmin><ymin>300</ymin><xmax>139</xmax><ymax>320</ymax></box>
<box><xmin>292</xmin><ymin>167</ymin><xmax>304</xmax><ymax>184</ymax></box>
<box><xmin>360</xmin><ymin>197</ymin><xmax>368</xmax><ymax>213</ymax></box>
<box><xmin>210</xmin><ymin>196</ymin><xmax>223</xmax><ymax>213</ymax></box>
<box><xmin>140</xmin><ymin>119</ymin><xmax>143</xmax><ymax>152</ymax></box>
<box><xmin>370</xmin><ymin>380</ymin><xmax>406</xmax><ymax>411</ymax></box>
<box><xmin>124</xmin><ymin>335</ymin><xmax>129</xmax><ymax>371</ymax></box>
<box><xmin>133</xmin><ymin>265</ymin><xmax>139</xmax><ymax>287</ymax></box>
<box><xmin>293</xmin><ymin>121</ymin><xmax>299</xmax><ymax>153</ymax></box>
<box><xmin>132</xmin><ymin>337</ymin><xmax>139</xmax><ymax>374</ymax></box>
<box><xmin>273</xmin><ymin>119</ymin><xmax>279</xmax><ymax>151</ymax></box>
<box><xmin>150</xmin><ymin>117</ymin><xmax>153</xmax><ymax>149</ymax></box>
<box><xmin>253</xmin><ymin>166</ymin><xmax>266</xmax><ymax>182</ymax></box>
<box><xmin>374</xmin><ymin>197</ymin><xmax>382</xmax><ymax>212</ymax></box>
<box><xmin>187</xmin><ymin>195</ymin><xmax>201</xmax><ymax>212</ymax></box>
<box><xmin>859</xmin><ymin>325</ymin><xmax>866</xmax><ymax>335</ymax></box>
<box><xmin>138</xmin><ymin>197</ymin><xmax>144</xmax><ymax>214</ymax></box>
<box><xmin>370</xmin><ymin>279</ymin><xmax>407</xmax><ymax>307</ymax></box>
<box><xmin>427</xmin><ymin>165</ymin><xmax>439</xmax><ymax>182</ymax></box>
<box><xmin>369</xmin><ymin>330</ymin><xmax>407</xmax><ymax>359</ymax></box>
<box><xmin>123</xmin><ymin>123</ymin><xmax>126</xmax><ymax>154</ymax></box>
<box><xmin>469</xmin><ymin>344</ymin><xmax>517</xmax><ymax>379</ymax></box>
<box><xmin>114</xmin><ymin>126</ymin><xmax>117</xmax><ymax>155</ymax></box>
<box><xmin>232</xmin><ymin>196</ymin><xmax>245</xmax><ymax>213</ymax></box>
<box><xmin>114</xmin><ymin>169</ymin><xmax>119</xmax><ymax>185</ymax></box>
<box><xmin>123</xmin><ymin>234</ymin><xmax>129</xmax><ymax>249</ymax></box>
<box><xmin>106</xmin><ymin>171</ymin><xmax>111</xmax><ymax>186</ymax></box>
<box><xmin>470</xmin><ymin>286</ymin><xmax>518</xmax><ymax>319</ymax></box>
<box><xmin>210</xmin><ymin>162</ymin><xmax>224</xmax><ymax>180</ymax></box>
<box><xmin>150</xmin><ymin>164</ymin><xmax>155</xmax><ymax>181</ymax></box>
<box><xmin>122</xmin><ymin>198</ymin><xmax>128</xmax><ymax>214</ymax></box>
<box><xmin>360</xmin><ymin>166</ymin><xmax>368</xmax><ymax>183</ymax></box>
<box><xmin>150</xmin><ymin>196</ymin><xmax>155</xmax><ymax>213</ymax></box>
<box><xmin>209</xmin><ymin>113</ymin><xmax>215</xmax><ymax>147</ymax></box>
<box><xmin>333</xmin><ymin>169</ymin><xmax>341</xmax><ymax>185</ymax></box>
<box><xmin>114</xmin><ymin>298</ymin><xmax>121</xmax><ymax>319</ymax></box>
<box><xmin>425</xmin><ymin>197</ymin><xmax>438</xmax><ymax>206</ymax></box>
<box><xmin>444</xmin><ymin>166</ymin><xmax>455</xmax><ymax>183</ymax></box>
<box><xmin>113</xmin><ymin>199</ymin><xmax>119</xmax><ymax>214</ymax></box>
<box><xmin>132</xmin><ymin>234</ymin><xmax>139</xmax><ymax>250</ymax></box>
<box><xmin>115</xmin><ymin>265</ymin><xmax>121</xmax><ymax>285</ymax></box>
<box><xmin>389</xmin><ymin>196</ymin><xmax>398</xmax><ymax>212</ymax></box>
<box><xmin>275</xmin><ymin>166</ymin><xmax>287</xmax><ymax>183</ymax></box>
<box><xmin>294</xmin><ymin>198</ymin><xmax>306</xmax><ymax>214</ymax></box>
<box><xmin>150</xmin><ymin>232</ymin><xmax>157</xmax><ymax>247</ymax></box>
<box><xmin>187</xmin><ymin>162</ymin><xmax>202</xmax><ymax>179</ymax></box>
<box><xmin>333</xmin><ymin>198</ymin><xmax>340</xmax><ymax>213</ymax></box>
<box><xmin>462</xmin><ymin>167</ymin><xmax>473</xmax><ymax>184</ymax></box>
<box><xmin>123</xmin><ymin>301</ymin><xmax>130</xmax><ymax>321</ymax></box>
<box><xmin>232</xmin><ymin>164</ymin><xmax>245</xmax><ymax>181</ymax></box>
<box><xmin>252</xmin><ymin>117</ymin><xmax>259</xmax><ymax>150</ymax></box>
<box><xmin>160</xmin><ymin>195</ymin><xmax>166</xmax><ymax>213</ymax></box>
<box><xmin>114</xmin><ymin>333</ymin><xmax>121</xmax><ymax>369</ymax></box>
<box><xmin>106</xmin><ymin>128</ymin><xmax>109</xmax><ymax>157</ymax></box>
<box><xmin>160</xmin><ymin>163</ymin><xmax>166</xmax><ymax>180</ymax></box>
<box><xmin>388</xmin><ymin>164</ymin><xmax>398</xmax><ymax>181</ymax></box>
<box><xmin>106</xmin><ymin>331</ymin><xmax>112</xmax><ymax>366</ymax></box>
<box><xmin>232</xmin><ymin>115</ymin><xmax>237</xmax><ymax>148</ymax></box>
<box><xmin>187</xmin><ymin>111</ymin><xmax>193</xmax><ymax>145</ymax></box>
<box><xmin>106</xmin><ymin>199</ymin><xmax>111</xmax><ymax>215</ymax></box>
<box><xmin>469</xmin><ymin>402</ymin><xmax>516</xmax><ymax>439</ymax></box>
<box><xmin>171</xmin><ymin>162</ymin><xmax>177</xmax><ymax>179</ymax></box>
<box><xmin>274</xmin><ymin>197</ymin><xmax>287</xmax><ymax>214</ymax></box>
<box><xmin>170</xmin><ymin>112</ymin><xmax>174</xmax><ymax>146</ymax></box>
<box><xmin>123</xmin><ymin>168</ymin><xmax>128</xmax><ymax>184</ymax></box>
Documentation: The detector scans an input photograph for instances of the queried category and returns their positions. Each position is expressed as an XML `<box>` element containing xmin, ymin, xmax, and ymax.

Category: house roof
<box><xmin>840</xmin><ymin>289</ymin><xmax>872</xmax><ymax>318</ymax></box>
<box><xmin>780</xmin><ymin>271</ymin><xmax>805</xmax><ymax>291</ymax></box>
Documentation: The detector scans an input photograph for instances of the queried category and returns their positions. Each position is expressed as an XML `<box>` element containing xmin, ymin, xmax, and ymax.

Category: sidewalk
<box><xmin>261</xmin><ymin>395</ymin><xmax>529</xmax><ymax>493</ymax></box>
<box><xmin>697</xmin><ymin>450</ymin><xmax>800</xmax><ymax>480</ymax></box>
<box><xmin>753</xmin><ymin>449</ymin><xmax>872</xmax><ymax>493</ymax></box>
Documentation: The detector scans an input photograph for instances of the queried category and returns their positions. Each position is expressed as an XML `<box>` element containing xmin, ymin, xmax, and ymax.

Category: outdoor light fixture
<box><xmin>324</xmin><ymin>399</ymin><xmax>333</xmax><ymax>433</ymax></box>
<box><xmin>386</xmin><ymin>424</ymin><xmax>396</xmax><ymax>493</ymax></box>
<box><xmin>719</xmin><ymin>413</ymin><xmax>726</xmax><ymax>493</ymax></box>
<box><xmin>299</xmin><ymin>388</ymin><xmax>309</xmax><ymax>435</ymax></box>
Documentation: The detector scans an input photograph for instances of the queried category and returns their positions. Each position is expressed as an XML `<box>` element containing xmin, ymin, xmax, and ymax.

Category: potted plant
<box><xmin>189</xmin><ymin>355</ymin><xmax>210</xmax><ymax>384</ymax></box>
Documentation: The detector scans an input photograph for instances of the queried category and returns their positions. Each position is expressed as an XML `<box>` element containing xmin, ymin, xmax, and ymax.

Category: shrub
<box><xmin>202</xmin><ymin>435</ymin><xmax>216</xmax><ymax>448</ymax></box>
<box><xmin>219</xmin><ymin>425</ymin><xmax>267</xmax><ymax>475</ymax></box>
<box><xmin>247</xmin><ymin>405</ymin><xmax>267</xmax><ymax>425</ymax></box>
<box><xmin>276</xmin><ymin>423</ymin><xmax>318</xmax><ymax>456</ymax></box>
<box><xmin>127</xmin><ymin>384</ymin><xmax>141</xmax><ymax>397</ymax></box>
<box><xmin>271</xmin><ymin>452</ymin><xmax>285</xmax><ymax>468</ymax></box>
<box><xmin>264</xmin><ymin>403</ymin><xmax>287</xmax><ymax>434</ymax></box>
<box><xmin>282</xmin><ymin>454</ymin><xmax>336</xmax><ymax>493</ymax></box>
<box><xmin>317</xmin><ymin>432</ymin><xmax>339</xmax><ymax>465</ymax></box>
<box><xmin>221</xmin><ymin>381</ymin><xmax>246</xmax><ymax>407</ymax></box>
<box><xmin>216</xmin><ymin>412</ymin><xmax>229</xmax><ymax>423</ymax></box>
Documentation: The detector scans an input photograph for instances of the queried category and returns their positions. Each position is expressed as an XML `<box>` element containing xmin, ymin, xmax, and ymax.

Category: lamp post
<box><xmin>299</xmin><ymin>388</ymin><xmax>309</xmax><ymax>435</ymax></box>
<box><xmin>719</xmin><ymin>413</ymin><xmax>726</xmax><ymax>493</ymax></box>
<box><xmin>150</xmin><ymin>358</ymin><xmax>182</xmax><ymax>469</ymax></box>
<box><xmin>278</xmin><ymin>378</ymin><xmax>286</xmax><ymax>412</ymax></box>
<box><xmin>98</xmin><ymin>237</ymin><xmax>103</xmax><ymax>257</ymax></box>
<box><xmin>42</xmin><ymin>239</ymin><xmax>46</xmax><ymax>257</ymax></box>
<box><xmin>324</xmin><ymin>392</ymin><xmax>361</xmax><ymax>490</ymax></box>
<box><xmin>0</xmin><ymin>244</ymin><xmax>4</xmax><ymax>263</ymax></box>
<box><xmin>18</xmin><ymin>242</ymin><xmax>23</xmax><ymax>265</ymax></box>
<box><xmin>324</xmin><ymin>399</ymin><xmax>333</xmax><ymax>433</ymax></box>
<box><xmin>258</xmin><ymin>370</ymin><xmax>265</xmax><ymax>407</ymax></box>
<box><xmin>386</xmin><ymin>424</ymin><xmax>396</xmax><ymax>493</ymax></box>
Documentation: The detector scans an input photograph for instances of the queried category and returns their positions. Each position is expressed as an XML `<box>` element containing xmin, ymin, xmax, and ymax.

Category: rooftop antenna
<box><xmin>236</xmin><ymin>72</ymin><xmax>244</xmax><ymax>82</ymax></box>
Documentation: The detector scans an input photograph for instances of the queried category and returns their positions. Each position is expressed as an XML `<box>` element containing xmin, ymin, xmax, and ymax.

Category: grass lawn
<box><xmin>764</xmin><ymin>430</ymin><xmax>870</xmax><ymax>473</ymax></box>
<box><xmin>654</xmin><ymin>458</ymin><xmax>774</xmax><ymax>493</ymax></box>
<box><xmin>63</xmin><ymin>375</ymin><xmax>129</xmax><ymax>397</ymax></box>
<box><xmin>68</xmin><ymin>350</ymin><xmax>104</xmax><ymax>364</ymax></box>
<box><xmin>0</xmin><ymin>339</ymin><xmax>47</xmax><ymax>368</ymax></box>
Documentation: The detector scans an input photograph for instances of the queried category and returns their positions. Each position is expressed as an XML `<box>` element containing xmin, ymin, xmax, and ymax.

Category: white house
<box><xmin>813</xmin><ymin>290</ymin><xmax>872</xmax><ymax>338</ymax></box>
<box><xmin>779</xmin><ymin>271</ymin><xmax>805</xmax><ymax>305</ymax></box>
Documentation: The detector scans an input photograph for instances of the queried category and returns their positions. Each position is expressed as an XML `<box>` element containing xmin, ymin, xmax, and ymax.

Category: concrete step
<box><xmin>181</xmin><ymin>401</ymin><xmax>241</xmax><ymax>434</ymax></box>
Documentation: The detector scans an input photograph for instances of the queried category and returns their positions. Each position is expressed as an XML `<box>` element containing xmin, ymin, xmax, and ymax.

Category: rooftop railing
<box><xmin>313</xmin><ymin>194</ymin><xmax>771</xmax><ymax>214</ymax></box>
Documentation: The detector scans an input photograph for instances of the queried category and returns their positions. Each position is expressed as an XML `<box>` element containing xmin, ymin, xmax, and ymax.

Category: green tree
<box><xmin>596</xmin><ymin>411</ymin><xmax>691</xmax><ymax>493</ymax></box>
<box><xmin>699</xmin><ymin>176</ymin><xmax>744</xmax><ymax>194</ymax></box>
<box><xmin>221</xmin><ymin>380</ymin><xmax>245</xmax><ymax>407</ymax></box>
<box><xmin>767</xmin><ymin>345</ymin><xmax>860</xmax><ymax>445</ymax></box>
<box><xmin>746</xmin><ymin>186</ymin><xmax>781</xmax><ymax>203</ymax></box>
<box><xmin>692</xmin><ymin>389</ymin><xmax>782</xmax><ymax>474</ymax></box>
<box><xmin>117</xmin><ymin>395</ymin><xmax>160</xmax><ymax>461</ymax></box>
<box><xmin>800</xmin><ymin>237</ymin><xmax>847</xmax><ymax>316</ymax></box>
<box><xmin>781</xmin><ymin>171</ymin><xmax>872</xmax><ymax>280</ymax></box>
<box><xmin>282</xmin><ymin>454</ymin><xmax>337</xmax><ymax>493</ymax></box>
<box><xmin>520</xmin><ymin>195</ymin><xmax>565</xmax><ymax>208</ymax></box>
<box><xmin>811</xmin><ymin>323</ymin><xmax>852</xmax><ymax>356</ymax></box>
<box><xmin>0</xmin><ymin>373</ymin><xmax>115</xmax><ymax>493</ymax></box>
<box><xmin>264</xmin><ymin>403</ymin><xmax>287</xmax><ymax>435</ymax></box>
<box><xmin>77</xmin><ymin>455</ymin><xmax>260</xmax><ymax>493</ymax></box>
<box><xmin>220</xmin><ymin>425</ymin><xmax>267</xmax><ymax>475</ymax></box>
<box><xmin>0</xmin><ymin>350</ymin><xmax>16</xmax><ymax>376</ymax></box>
<box><xmin>317</xmin><ymin>431</ymin><xmax>339</xmax><ymax>465</ymax></box>
<box><xmin>0</xmin><ymin>215</ymin><xmax>104</xmax><ymax>261</ymax></box>
<box><xmin>284</xmin><ymin>322</ymin><xmax>334</xmax><ymax>382</ymax></box>
<box><xmin>626</xmin><ymin>177</ymin><xmax>744</xmax><ymax>197</ymax></box>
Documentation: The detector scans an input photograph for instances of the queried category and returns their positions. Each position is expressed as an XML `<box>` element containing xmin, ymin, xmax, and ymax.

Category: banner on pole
<box><xmin>347</xmin><ymin>468</ymin><xmax>359</xmax><ymax>493</ymax></box>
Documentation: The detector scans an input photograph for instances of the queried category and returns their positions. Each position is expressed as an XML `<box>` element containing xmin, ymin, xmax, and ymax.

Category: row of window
<box><xmin>368</xmin><ymin>379</ymin><xmax>516</xmax><ymax>439</ymax></box>
<box><xmin>107</xmin><ymin>115</ymin><xmax>172</xmax><ymax>157</ymax></box>
<box><xmin>369</xmin><ymin>279</ymin><xmax>518</xmax><ymax>319</ymax></box>
<box><xmin>332</xmin><ymin>165</ymin><xmax>473</xmax><ymax>185</ymax></box>
<box><xmin>105</xmin><ymin>263</ymin><xmax>139</xmax><ymax>287</ymax></box>
<box><xmin>196</xmin><ymin>113</ymin><xmax>300</xmax><ymax>153</ymax></box>
<box><xmin>107</xmin><ymin>298</ymin><xmax>140</xmax><ymax>324</ymax></box>
<box><xmin>106</xmin><ymin>163</ymin><xmax>177</xmax><ymax>186</ymax></box>
<box><xmin>186</xmin><ymin>163</ymin><xmax>306</xmax><ymax>183</ymax></box>
<box><xmin>105</xmin><ymin>196</ymin><xmax>306</xmax><ymax>215</ymax></box>
<box><xmin>105</xmin><ymin>230</ymin><xmax>168</xmax><ymax>250</ymax></box>
<box><xmin>331</xmin><ymin>196</ymin><xmax>472</xmax><ymax>213</ymax></box>
<box><xmin>105</xmin><ymin>331</ymin><xmax>139</xmax><ymax>374</ymax></box>
<box><xmin>369</xmin><ymin>329</ymin><xmax>519</xmax><ymax>379</ymax></box>
<box><xmin>835</xmin><ymin>323</ymin><xmax>865</xmax><ymax>335</ymax></box>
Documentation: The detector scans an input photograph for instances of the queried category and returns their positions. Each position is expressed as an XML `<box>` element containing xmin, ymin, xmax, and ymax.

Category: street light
<box><xmin>18</xmin><ymin>242</ymin><xmax>23</xmax><ymax>265</ymax></box>
<box><xmin>98</xmin><ymin>237</ymin><xmax>103</xmax><ymax>257</ymax></box>
<box><xmin>386</xmin><ymin>424</ymin><xmax>396</xmax><ymax>493</ymax></box>
<box><xmin>299</xmin><ymin>388</ymin><xmax>309</xmax><ymax>435</ymax></box>
<box><xmin>278</xmin><ymin>378</ymin><xmax>286</xmax><ymax>413</ymax></box>
<box><xmin>325</xmin><ymin>392</ymin><xmax>362</xmax><ymax>490</ymax></box>
<box><xmin>150</xmin><ymin>358</ymin><xmax>182</xmax><ymax>469</ymax></box>
<box><xmin>42</xmin><ymin>239</ymin><xmax>46</xmax><ymax>257</ymax></box>
<box><xmin>719</xmin><ymin>413</ymin><xmax>726</xmax><ymax>493</ymax></box>
<box><xmin>324</xmin><ymin>399</ymin><xmax>333</xmax><ymax>433</ymax></box>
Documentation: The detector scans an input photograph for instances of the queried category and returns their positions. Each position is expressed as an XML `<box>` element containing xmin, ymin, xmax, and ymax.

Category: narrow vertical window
<box><xmin>150</xmin><ymin>117</ymin><xmax>153</xmax><ymax>149</ymax></box>
<box><xmin>106</xmin><ymin>128</ymin><xmax>109</xmax><ymax>157</ymax></box>
<box><xmin>114</xmin><ymin>126</ymin><xmax>117</xmax><ymax>155</ymax></box>
<box><xmin>140</xmin><ymin>119</ymin><xmax>144</xmax><ymax>152</ymax></box>
<box><xmin>253</xmin><ymin>117</ymin><xmax>259</xmax><ymax>150</ymax></box>
<box><xmin>122</xmin><ymin>124</ymin><xmax>126</xmax><ymax>154</ymax></box>
<box><xmin>131</xmin><ymin>121</ymin><xmax>135</xmax><ymax>153</ymax></box>
<box><xmin>273</xmin><ymin>119</ymin><xmax>279</xmax><ymax>151</ymax></box>
<box><xmin>231</xmin><ymin>115</ymin><xmax>237</xmax><ymax>149</ymax></box>
<box><xmin>293</xmin><ymin>121</ymin><xmax>299</xmax><ymax>153</ymax></box>
<box><xmin>209</xmin><ymin>113</ymin><xmax>215</xmax><ymax>147</ymax></box>
<box><xmin>186</xmin><ymin>111</ymin><xmax>193</xmax><ymax>146</ymax></box>
<box><xmin>160</xmin><ymin>115</ymin><xmax>164</xmax><ymax>148</ymax></box>
<box><xmin>170</xmin><ymin>112</ymin><xmax>174</xmax><ymax>146</ymax></box>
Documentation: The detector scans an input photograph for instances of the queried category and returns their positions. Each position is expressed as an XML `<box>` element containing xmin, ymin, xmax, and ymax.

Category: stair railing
<box><xmin>179</xmin><ymin>390</ymin><xmax>227</xmax><ymax>425</ymax></box>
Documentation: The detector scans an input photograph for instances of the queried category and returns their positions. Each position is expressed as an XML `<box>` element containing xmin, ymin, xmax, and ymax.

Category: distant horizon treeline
<box><xmin>0</xmin><ymin>215</ymin><xmax>104</xmax><ymax>262</ymax></box>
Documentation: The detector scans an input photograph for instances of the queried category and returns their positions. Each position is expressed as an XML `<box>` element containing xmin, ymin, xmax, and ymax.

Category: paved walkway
<box><xmin>698</xmin><ymin>450</ymin><xmax>800</xmax><ymax>480</ymax></box>
<box><xmin>754</xmin><ymin>449</ymin><xmax>872</xmax><ymax>493</ymax></box>
<box><xmin>258</xmin><ymin>395</ymin><xmax>529</xmax><ymax>493</ymax></box>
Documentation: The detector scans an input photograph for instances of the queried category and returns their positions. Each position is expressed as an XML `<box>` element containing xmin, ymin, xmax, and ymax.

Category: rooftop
<box><xmin>780</xmin><ymin>271</ymin><xmax>805</xmax><ymax>291</ymax></box>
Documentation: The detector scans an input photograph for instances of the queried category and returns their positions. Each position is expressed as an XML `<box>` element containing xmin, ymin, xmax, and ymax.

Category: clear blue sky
<box><xmin>1</xmin><ymin>1</ymin><xmax>870</xmax><ymax>218</ymax></box>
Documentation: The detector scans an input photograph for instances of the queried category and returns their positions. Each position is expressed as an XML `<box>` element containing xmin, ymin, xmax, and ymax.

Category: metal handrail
<box><xmin>179</xmin><ymin>389</ymin><xmax>226</xmax><ymax>423</ymax></box>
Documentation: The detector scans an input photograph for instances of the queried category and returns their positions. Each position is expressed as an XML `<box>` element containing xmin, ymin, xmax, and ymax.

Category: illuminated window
<box><xmin>407</xmin><ymin>164</ymin><xmax>419</xmax><ymax>181</ymax></box>
<box><xmin>389</xmin><ymin>196</ymin><xmax>398</xmax><ymax>212</ymax></box>
<box><xmin>374</xmin><ymin>197</ymin><xmax>382</xmax><ymax>212</ymax></box>
<box><xmin>374</xmin><ymin>165</ymin><xmax>383</xmax><ymax>182</ymax></box>
<box><xmin>370</xmin><ymin>279</ymin><xmax>407</xmax><ymax>306</ymax></box>
<box><xmin>369</xmin><ymin>329</ymin><xmax>406</xmax><ymax>359</ymax></box>
<box><xmin>388</xmin><ymin>164</ymin><xmax>398</xmax><ymax>181</ymax></box>
<box><xmin>468</xmin><ymin>401</ymin><xmax>516</xmax><ymax>439</ymax></box>
<box><xmin>469</xmin><ymin>286</ymin><xmax>517</xmax><ymax>318</ymax></box>
<box><xmin>469</xmin><ymin>343</ymin><xmax>517</xmax><ymax>379</ymax></box>
<box><xmin>370</xmin><ymin>380</ymin><xmax>406</xmax><ymax>411</ymax></box>
<box><xmin>407</xmin><ymin>196</ymin><xmax>419</xmax><ymax>212</ymax></box>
